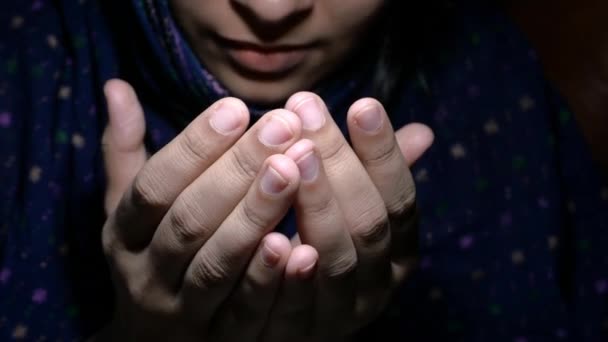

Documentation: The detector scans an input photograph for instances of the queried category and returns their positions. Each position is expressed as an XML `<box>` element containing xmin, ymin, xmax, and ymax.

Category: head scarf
<box><xmin>1</xmin><ymin>0</ymin><xmax>607</xmax><ymax>341</ymax></box>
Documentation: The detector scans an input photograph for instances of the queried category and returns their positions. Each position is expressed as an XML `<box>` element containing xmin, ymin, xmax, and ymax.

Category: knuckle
<box><xmin>363</xmin><ymin>140</ymin><xmax>400</xmax><ymax>168</ymax></box>
<box><xmin>388</xmin><ymin>185</ymin><xmax>417</xmax><ymax>219</ymax></box>
<box><xmin>187</xmin><ymin>256</ymin><xmax>231</xmax><ymax>291</ymax></box>
<box><xmin>229</xmin><ymin>147</ymin><xmax>260</xmax><ymax>183</ymax></box>
<box><xmin>179</xmin><ymin>124</ymin><xmax>213</xmax><ymax>166</ymax></box>
<box><xmin>128</xmin><ymin>276</ymin><xmax>174</xmax><ymax>315</ymax></box>
<box><xmin>239</xmin><ymin>197</ymin><xmax>272</xmax><ymax>235</ymax></box>
<box><xmin>320</xmin><ymin>136</ymin><xmax>350</xmax><ymax>171</ymax></box>
<box><xmin>324</xmin><ymin>252</ymin><xmax>358</xmax><ymax>282</ymax></box>
<box><xmin>301</xmin><ymin>194</ymin><xmax>337</xmax><ymax>221</ymax></box>
<box><xmin>166</xmin><ymin>201</ymin><xmax>207</xmax><ymax>246</ymax></box>
<box><xmin>128</xmin><ymin>276</ymin><xmax>150</xmax><ymax>306</ymax></box>
<box><xmin>351</xmin><ymin>204</ymin><xmax>390</xmax><ymax>248</ymax></box>
<box><xmin>130</xmin><ymin>173</ymin><xmax>166</xmax><ymax>210</ymax></box>
<box><xmin>358</xmin><ymin>220</ymin><xmax>390</xmax><ymax>248</ymax></box>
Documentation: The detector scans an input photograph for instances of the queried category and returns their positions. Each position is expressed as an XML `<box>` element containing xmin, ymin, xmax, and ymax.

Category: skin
<box><xmin>95</xmin><ymin>0</ymin><xmax>435</xmax><ymax>341</ymax></box>
<box><xmin>170</xmin><ymin>0</ymin><xmax>386</xmax><ymax>104</ymax></box>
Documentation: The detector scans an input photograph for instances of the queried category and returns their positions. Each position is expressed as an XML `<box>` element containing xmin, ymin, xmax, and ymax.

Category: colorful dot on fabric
<box><xmin>10</xmin><ymin>16</ymin><xmax>24</xmax><ymax>29</ymax></box>
<box><xmin>71</xmin><ymin>133</ymin><xmax>85</xmax><ymax>149</ymax></box>
<box><xmin>484</xmin><ymin>119</ymin><xmax>500</xmax><ymax>135</ymax></box>
<box><xmin>11</xmin><ymin>324</ymin><xmax>27</xmax><ymax>339</ymax></box>
<box><xmin>447</xmin><ymin>321</ymin><xmax>464</xmax><ymax>333</ymax></box>
<box><xmin>555</xmin><ymin>328</ymin><xmax>568</xmax><ymax>339</ymax></box>
<box><xmin>58</xmin><ymin>244</ymin><xmax>69</xmax><ymax>256</ymax></box>
<box><xmin>66</xmin><ymin>306</ymin><xmax>79</xmax><ymax>318</ymax></box>
<box><xmin>519</xmin><ymin>95</ymin><xmax>535</xmax><ymax>112</ymax></box>
<box><xmin>594</xmin><ymin>280</ymin><xmax>607</xmax><ymax>295</ymax></box>
<box><xmin>2</xmin><ymin>1</ymin><xmax>607</xmax><ymax>340</ymax></box>
<box><xmin>471</xmin><ymin>32</ymin><xmax>481</xmax><ymax>46</ymax></box>
<box><xmin>450</xmin><ymin>143</ymin><xmax>467</xmax><ymax>159</ymax></box>
<box><xmin>47</xmin><ymin>35</ymin><xmax>58</xmax><ymax>49</ymax></box>
<box><xmin>578</xmin><ymin>240</ymin><xmax>591</xmax><ymax>251</ymax></box>
<box><xmin>489</xmin><ymin>304</ymin><xmax>502</xmax><ymax>315</ymax></box>
<box><xmin>29</xmin><ymin>166</ymin><xmax>42</xmax><ymax>183</ymax></box>
<box><xmin>475</xmin><ymin>178</ymin><xmax>489</xmax><ymax>192</ymax></box>
<box><xmin>472</xmin><ymin>270</ymin><xmax>485</xmax><ymax>281</ymax></box>
<box><xmin>415</xmin><ymin>169</ymin><xmax>429</xmax><ymax>182</ymax></box>
<box><xmin>30</xmin><ymin>65</ymin><xmax>44</xmax><ymax>79</ymax></box>
<box><xmin>0</xmin><ymin>268</ymin><xmax>11</xmax><ymax>284</ymax></box>
<box><xmin>548</xmin><ymin>235</ymin><xmax>559</xmax><ymax>251</ymax></box>
<box><xmin>0</xmin><ymin>112</ymin><xmax>12</xmax><ymax>128</ymax></box>
<box><xmin>468</xmin><ymin>84</ymin><xmax>481</xmax><ymax>98</ymax></box>
<box><xmin>559</xmin><ymin>109</ymin><xmax>571</xmax><ymax>125</ymax></box>
<box><xmin>420</xmin><ymin>256</ymin><xmax>432</xmax><ymax>270</ymax></box>
<box><xmin>31</xmin><ymin>289</ymin><xmax>47</xmax><ymax>304</ymax></box>
<box><xmin>73</xmin><ymin>35</ymin><xmax>86</xmax><ymax>49</ymax></box>
<box><xmin>57</xmin><ymin>86</ymin><xmax>71</xmax><ymax>100</ymax></box>
<box><xmin>537</xmin><ymin>197</ymin><xmax>550</xmax><ymax>209</ymax></box>
<box><xmin>5</xmin><ymin>59</ymin><xmax>17</xmax><ymax>74</ymax></box>
<box><xmin>500</xmin><ymin>211</ymin><xmax>513</xmax><ymax>227</ymax></box>
<box><xmin>460</xmin><ymin>235</ymin><xmax>475</xmax><ymax>249</ymax></box>
<box><xmin>55</xmin><ymin>131</ymin><xmax>69</xmax><ymax>144</ymax></box>
<box><xmin>434</xmin><ymin>202</ymin><xmax>448</xmax><ymax>217</ymax></box>
<box><xmin>429</xmin><ymin>287</ymin><xmax>443</xmax><ymax>301</ymax></box>
<box><xmin>511</xmin><ymin>250</ymin><xmax>525</xmax><ymax>265</ymax></box>
<box><xmin>567</xmin><ymin>201</ymin><xmax>577</xmax><ymax>213</ymax></box>
<box><xmin>512</xmin><ymin>156</ymin><xmax>527</xmax><ymax>171</ymax></box>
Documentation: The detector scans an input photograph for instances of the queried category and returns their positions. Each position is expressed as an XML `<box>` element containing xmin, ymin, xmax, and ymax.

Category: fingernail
<box><xmin>296</xmin><ymin>152</ymin><xmax>319</xmax><ymax>182</ymax></box>
<box><xmin>261</xmin><ymin>241</ymin><xmax>281</xmax><ymax>268</ymax></box>
<box><xmin>355</xmin><ymin>105</ymin><xmax>383</xmax><ymax>133</ymax></box>
<box><xmin>210</xmin><ymin>103</ymin><xmax>242</xmax><ymax>134</ymax></box>
<box><xmin>294</xmin><ymin>97</ymin><xmax>325</xmax><ymax>131</ymax></box>
<box><xmin>259</xmin><ymin>116</ymin><xmax>293</xmax><ymax>146</ymax></box>
<box><xmin>261</xmin><ymin>166</ymin><xmax>288</xmax><ymax>194</ymax></box>
<box><xmin>297</xmin><ymin>260</ymin><xmax>317</xmax><ymax>280</ymax></box>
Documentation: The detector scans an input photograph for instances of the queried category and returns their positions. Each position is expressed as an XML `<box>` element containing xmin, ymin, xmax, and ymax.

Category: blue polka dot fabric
<box><xmin>0</xmin><ymin>0</ymin><xmax>606</xmax><ymax>341</ymax></box>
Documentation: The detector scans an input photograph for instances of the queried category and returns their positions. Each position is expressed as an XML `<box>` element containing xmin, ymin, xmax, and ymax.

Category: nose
<box><xmin>231</xmin><ymin>0</ymin><xmax>313</xmax><ymax>24</ymax></box>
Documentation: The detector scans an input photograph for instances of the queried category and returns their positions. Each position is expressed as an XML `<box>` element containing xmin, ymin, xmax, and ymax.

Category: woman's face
<box><xmin>170</xmin><ymin>0</ymin><xmax>385</xmax><ymax>105</ymax></box>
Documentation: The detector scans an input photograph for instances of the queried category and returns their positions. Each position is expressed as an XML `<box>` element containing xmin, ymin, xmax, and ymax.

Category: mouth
<box><xmin>214</xmin><ymin>34</ymin><xmax>316</xmax><ymax>78</ymax></box>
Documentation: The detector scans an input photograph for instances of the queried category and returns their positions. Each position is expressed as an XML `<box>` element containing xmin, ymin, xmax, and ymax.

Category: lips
<box><xmin>215</xmin><ymin>35</ymin><xmax>314</xmax><ymax>76</ymax></box>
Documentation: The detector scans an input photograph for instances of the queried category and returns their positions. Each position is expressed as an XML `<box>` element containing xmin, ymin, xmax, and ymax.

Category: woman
<box><xmin>1</xmin><ymin>0</ymin><xmax>606</xmax><ymax>341</ymax></box>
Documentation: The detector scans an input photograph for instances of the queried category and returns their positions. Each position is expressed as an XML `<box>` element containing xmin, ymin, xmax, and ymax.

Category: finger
<box><xmin>262</xmin><ymin>245</ymin><xmax>318</xmax><ymax>342</ymax></box>
<box><xmin>285</xmin><ymin>93</ymin><xmax>391</xmax><ymax>292</ymax></box>
<box><xmin>347</xmin><ymin>98</ymin><xmax>416</xmax><ymax>226</ymax></box>
<box><xmin>285</xmin><ymin>139</ymin><xmax>357</xmax><ymax>331</ymax></box>
<box><xmin>346</xmin><ymin>98</ymin><xmax>421</xmax><ymax>322</ymax></box>
<box><xmin>285</xmin><ymin>93</ymin><xmax>389</xmax><ymax>252</ymax></box>
<box><xmin>394</xmin><ymin>123</ymin><xmax>434</xmax><ymax>167</ymax></box>
<box><xmin>102</xmin><ymin>79</ymin><xmax>147</xmax><ymax>215</ymax></box>
<box><xmin>106</xmin><ymin>97</ymin><xmax>249</xmax><ymax>250</ymax></box>
<box><xmin>286</xmin><ymin>93</ymin><xmax>395</xmax><ymax>331</ymax></box>
<box><xmin>211</xmin><ymin>233</ymin><xmax>292</xmax><ymax>341</ymax></box>
<box><xmin>181</xmin><ymin>154</ymin><xmax>300</xmax><ymax>322</ymax></box>
<box><xmin>150</xmin><ymin>109</ymin><xmax>301</xmax><ymax>288</ymax></box>
<box><xmin>348</xmin><ymin>101</ymin><xmax>430</xmax><ymax>261</ymax></box>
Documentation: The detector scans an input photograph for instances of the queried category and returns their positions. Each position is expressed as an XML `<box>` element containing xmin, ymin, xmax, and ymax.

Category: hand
<box><xmin>96</xmin><ymin>79</ymin><xmax>316</xmax><ymax>341</ymax></box>
<box><xmin>260</xmin><ymin>93</ymin><xmax>433</xmax><ymax>341</ymax></box>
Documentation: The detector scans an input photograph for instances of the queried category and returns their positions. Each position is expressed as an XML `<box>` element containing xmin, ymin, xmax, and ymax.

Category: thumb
<box><xmin>394</xmin><ymin>123</ymin><xmax>434</xmax><ymax>167</ymax></box>
<box><xmin>102</xmin><ymin>79</ymin><xmax>147</xmax><ymax>215</ymax></box>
